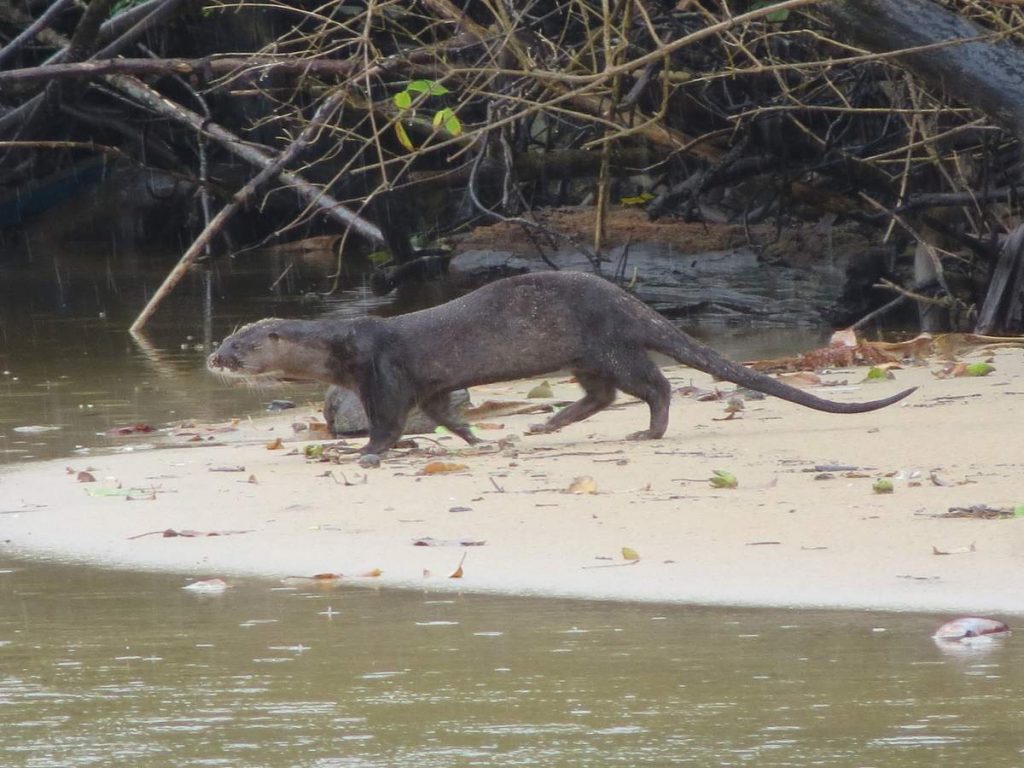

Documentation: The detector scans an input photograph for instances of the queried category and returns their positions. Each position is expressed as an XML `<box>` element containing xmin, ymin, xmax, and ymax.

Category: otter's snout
<box><xmin>207</xmin><ymin>348</ymin><xmax>237</xmax><ymax>372</ymax></box>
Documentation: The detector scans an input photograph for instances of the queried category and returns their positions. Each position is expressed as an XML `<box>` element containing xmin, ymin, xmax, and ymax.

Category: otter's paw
<box><xmin>358</xmin><ymin>453</ymin><xmax>382</xmax><ymax>468</ymax></box>
<box><xmin>625</xmin><ymin>429</ymin><xmax>658</xmax><ymax>441</ymax></box>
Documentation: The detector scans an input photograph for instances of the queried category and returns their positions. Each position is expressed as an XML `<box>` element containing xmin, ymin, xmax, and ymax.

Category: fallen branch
<box><xmin>130</xmin><ymin>87</ymin><xmax>356</xmax><ymax>333</ymax></box>
<box><xmin>0</xmin><ymin>55</ymin><xmax>363</xmax><ymax>86</ymax></box>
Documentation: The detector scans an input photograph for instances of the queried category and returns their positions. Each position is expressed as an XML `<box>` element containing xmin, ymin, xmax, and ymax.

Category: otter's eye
<box><xmin>268</xmin><ymin>331</ymin><xmax>280</xmax><ymax>341</ymax></box>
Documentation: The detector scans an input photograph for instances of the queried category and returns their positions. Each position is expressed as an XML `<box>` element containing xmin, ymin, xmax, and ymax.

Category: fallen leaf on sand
<box><xmin>420</xmin><ymin>461</ymin><xmax>469</xmax><ymax>475</ymax></box>
<box><xmin>622</xmin><ymin>547</ymin><xmax>640</xmax><ymax>561</ymax></box>
<box><xmin>709</xmin><ymin>470</ymin><xmax>738</xmax><ymax>489</ymax></box>
<box><xmin>266</xmin><ymin>437</ymin><xmax>284</xmax><ymax>450</ymax></box>
<box><xmin>933</xmin><ymin>361</ymin><xmax>995</xmax><ymax>379</ymax></box>
<box><xmin>932</xmin><ymin>543</ymin><xmax>976</xmax><ymax>556</ymax></box>
<box><xmin>463</xmin><ymin>400</ymin><xmax>553</xmax><ymax>419</ymax></box>
<box><xmin>412</xmin><ymin>537</ymin><xmax>486</xmax><ymax>547</ymax></box>
<box><xmin>527</xmin><ymin>381</ymin><xmax>553</xmax><ymax>398</ymax></box>
<box><xmin>872</xmin><ymin>478</ymin><xmax>894</xmax><ymax>494</ymax></box>
<box><xmin>776</xmin><ymin>371</ymin><xmax>823</xmax><ymax>387</ymax></box>
<box><xmin>76</xmin><ymin>471</ymin><xmax>96</xmax><ymax>483</ymax></box>
<box><xmin>449</xmin><ymin>552</ymin><xmax>468</xmax><ymax>579</ymax></box>
<box><xmin>567</xmin><ymin>476</ymin><xmax>598</xmax><ymax>494</ymax></box>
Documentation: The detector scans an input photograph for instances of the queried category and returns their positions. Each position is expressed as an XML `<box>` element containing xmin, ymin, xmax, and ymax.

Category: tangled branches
<box><xmin>2</xmin><ymin>0</ymin><xmax>1024</xmax><ymax>328</ymax></box>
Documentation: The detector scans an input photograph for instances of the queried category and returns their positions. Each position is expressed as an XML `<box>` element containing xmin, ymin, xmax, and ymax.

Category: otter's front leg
<box><xmin>357</xmin><ymin>366</ymin><xmax>413</xmax><ymax>455</ymax></box>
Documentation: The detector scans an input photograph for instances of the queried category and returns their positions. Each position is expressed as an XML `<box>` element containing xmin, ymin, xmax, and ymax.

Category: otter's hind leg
<box><xmin>419</xmin><ymin>393</ymin><xmax>480</xmax><ymax>446</ymax></box>
<box><xmin>615</xmin><ymin>357</ymin><xmax>671</xmax><ymax>440</ymax></box>
<box><xmin>529</xmin><ymin>373</ymin><xmax>616</xmax><ymax>434</ymax></box>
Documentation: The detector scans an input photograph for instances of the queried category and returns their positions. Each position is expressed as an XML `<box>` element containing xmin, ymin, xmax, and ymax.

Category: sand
<box><xmin>2</xmin><ymin>347</ymin><xmax>1023</xmax><ymax>615</ymax></box>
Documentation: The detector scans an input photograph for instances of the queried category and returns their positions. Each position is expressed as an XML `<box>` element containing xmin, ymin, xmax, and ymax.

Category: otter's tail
<box><xmin>653</xmin><ymin>326</ymin><xmax>916</xmax><ymax>414</ymax></box>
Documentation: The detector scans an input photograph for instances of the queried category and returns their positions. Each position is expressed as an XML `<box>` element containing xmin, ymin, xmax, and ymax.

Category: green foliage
<box><xmin>392</xmin><ymin>79</ymin><xmax>461</xmax><ymax>151</ymax></box>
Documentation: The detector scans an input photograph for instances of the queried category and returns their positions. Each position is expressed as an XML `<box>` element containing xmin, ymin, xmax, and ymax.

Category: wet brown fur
<box><xmin>208</xmin><ymin>271</ymin><xmax>916</xmax><ymax>454</ymax></box>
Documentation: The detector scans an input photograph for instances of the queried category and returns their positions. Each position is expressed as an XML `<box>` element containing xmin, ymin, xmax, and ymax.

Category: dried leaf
<box><xmin>449</xmin><ymin>552</ymin><xmax>467</xmax><ymax>579</ymax></box>
<box><xmin>776</xmin><ymin>372</ymin><xmax>822</xmax><ymax>387</ymax></box>
<box><xmin>464</xmin><ymin>400</ymin><xmax>553</xmax><ymax>418</ymax></box>
<box><xmin>567</xmin><ymin>476</ymin><xmax>598</xmax><ymax>494</ymax></box>
<box><xmin>306</xmin><ymin>421</ymin><xmax>332</xmax><ymax>438</ymax></box>
<box><xmin>527</xmin><ymin>381</ymin><xmax>553</xmax><ymax>398</ymax></box>
<box><xmin>830</xmin><ymin>328</ymin><xmax>859</xmax><ymax>348</ymax></box>
<box><xmin>412</xmin><ymin>537</ymin><xmax>486</xmax><ymax>547</ymax></box>
<box><xmin>420</xmin><ymin>461</ymin><xmax>469</xmax><ymax>475</ymax></box>
<box><xmin>76</xmin><ymin>471</ymin><xmax>96</xmax><ymax>483</ymax></box>
<box><xmin>472</xmin><ymin>422</ymin><xmax>505</xmax><ymax>431</ymax></box>
<box><xmin>266</xmin><ymin>437</ymin><xmax>284</xmax><ymax>450</ymax></box>
<box><xmin>932</xmin><ymin>543</ymin><xmax>976</xmax><ymax>556</ymax></box>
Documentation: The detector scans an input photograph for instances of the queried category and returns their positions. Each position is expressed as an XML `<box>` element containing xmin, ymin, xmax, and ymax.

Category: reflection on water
<box><xmin>0</xmin><ymin>561</ymin><xmax>1020</xmax><ymax>767</ymax></box>
<box><xmin>0</xmin><ymin>239</ymin><xmax>385</xmax><ymax>463</ymax></box>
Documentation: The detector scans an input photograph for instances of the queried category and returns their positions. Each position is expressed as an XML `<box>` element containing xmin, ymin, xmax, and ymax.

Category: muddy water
<box><xmin>0</xmin><ymin>561</ymin><xmax>1020</xmax><ymax>767</ymax></box>
<box><xmin>0</xmin><ymin>239</ymin><xmax>383</xmax><ymax>463</ymax></box>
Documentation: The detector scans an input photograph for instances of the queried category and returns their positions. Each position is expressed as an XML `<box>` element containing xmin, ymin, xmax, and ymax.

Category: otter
<box><xmin>208</xmin><ymin>271</ymin><xmax>916</xmax><ymax>455</ymax></box>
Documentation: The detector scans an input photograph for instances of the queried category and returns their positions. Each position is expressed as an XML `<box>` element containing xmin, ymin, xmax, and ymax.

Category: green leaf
<box><xmin>620</xmin><ymin>192</ymin><xmax>655</xmax><ymax>205</ymax></box>
<box><xmin>393</xmin><ymin>90</ymin><xmax>412</xmax><ymax>110</ymax></box>
<box><xmin>709</xmin><ymin>470</ymin><xmax>738</xmax><ymax>489</ymax></box>
<box><xmin>964</xmin><ymin>362</ymin><xmax>995</xmax><ymax>377</ymax></box>
<box><xmin>872</xmin><ymin>478</ymin><xmax>894</xmax><ymax>494</ymax></box>
<box><xmin>865</xmin><ymin>366</ymin><xmax>888</xmax><ymax>380</ymax></box>
<box><xmin>765</xmin><ymin>8</ymin><xmax>789</xmax><ymax>22</ymax></box>
<box><xmin>433</xmin><ymin>107</ymin><xmax>462</xmax><ymax>136</ymax></box>
<box><xmin>1014</xmin><ymin>505</ymin><xmax>1024</xmax><ymax>518</ymax></box>
<box><xmin>406</xmin><ymin>79</ymin><xmax>448</xmax><ymax>96</ymax></box>
<box><xmin>366</xmin><ymin>250</ymin><xmax>391</xmax><ymax>264</ymax></box>
<box><xmin>621</xmin><ymin>546</ymin><xmax>640</xmax><ymax>561</ymax></box>
<box><xmin>394</xmin><ymin>122</ymin><xmax>414</xmax><ymax>151</ymax></box>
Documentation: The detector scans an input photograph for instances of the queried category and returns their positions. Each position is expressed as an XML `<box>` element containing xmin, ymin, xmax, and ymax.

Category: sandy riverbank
<box><xmin>2</xmin><ymin>347</ymin><xmax>1023</xmax><ymax>615</ymax></box>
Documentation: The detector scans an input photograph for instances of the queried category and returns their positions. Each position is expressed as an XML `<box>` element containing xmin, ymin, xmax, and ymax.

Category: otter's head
<box><xmin>208</xmin><ymin>319</ymin><xmax>327</xmax><ymax>383</ymax></box>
